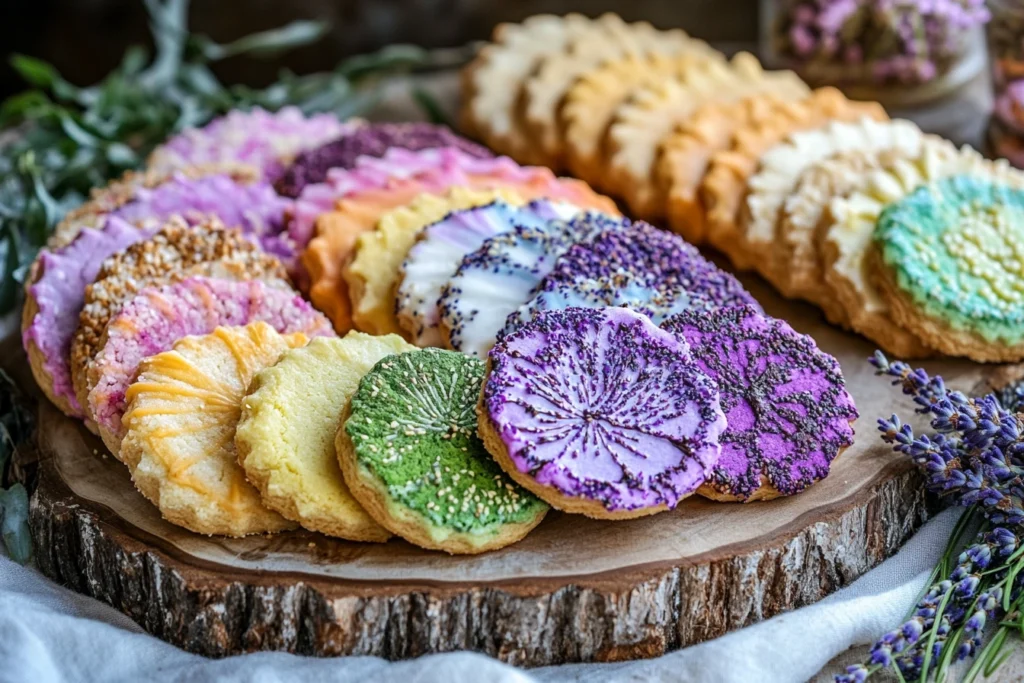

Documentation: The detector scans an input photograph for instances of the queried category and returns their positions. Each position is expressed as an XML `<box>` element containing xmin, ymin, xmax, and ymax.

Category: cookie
<box><xmin>820</xmin><ymin>138</ymin><xmax>995</xmax><ymax>358</ymax></box>
<box><xmin>87</xmin><ymin>277</ymin><xmax>333</xmax><ymax>458</ymax></box>
<box><xmin>543</xmin><ymin>220</ymin><xmax>762</xmax><ymax>314</ymax></box>
<box><xmin>395</xmin><ymin>199</ymin><xmax>581</xmax><ymax>348</ymax></box>
<box><xmin>479</xmin><ymin>307</ymin><xmax>725</xmax><ymax>519</ymax></box>
<box><xmin>236</xmin><ymin>334</ymin><xmax>413</xmax><ymax>541</ymax></box>
<box><xmin>274</xmin><ymin>122</ymin><xmax>490</xmax><ymax>198</ymax></box>
<box><xmin>70</xmin><ymin>218</ymin><xmax>290</xmax><ymax>419</ymax></box>
<box><xmin>702</xmin><ymin>87</ymin><xmax>887</xmax><ymax>270</ymax></box>
<box><xmin>147</xmin><ymin>106</ymin><xmax>352</xmax><ymax>184</ymax></box>
<box><xmin>439</xmin><ymin>212</ymin><xmax>624</xmax><ymax>357</ymax></box>
<box><xmin>344</xmin><ymin>187</ymin><xmax>523</xmax><ymax>336</ymax></box>
<box><xmin>499</xmin><ymin>272</ymin><xmax>693</xmax><ymax>339</ymax></box>
<box><xmin>520</xmin><ymin>18</ymin><xmax>714</xmax><ymax>169</ymax></box>
<box><xmin>338</xmin><ymin>348</ymin><xmax>548</xmax><ymax>554</ymax></box>
<box><xmin>605</xmin><ymin>53</ymin><xmax>808</xmax><ymax>220</ymax></box>
<box><xmin>740</xmin><ymin>118</ymin><xmax>922</xmax><ymax>289</ymax></box>
<box><xmin>121</xmin><ymin>323</ymin><xmax>306</xmax><ymax>536</ymax></box>
<box><xmin>661</xmin><ymin>306</ymin><xmax>857</xmax><ymax>502</ymax></box>
<box><xmin>872</xmin><ymin>175</ymin><xmax>1024</xmax><ymax>362</ymax></box>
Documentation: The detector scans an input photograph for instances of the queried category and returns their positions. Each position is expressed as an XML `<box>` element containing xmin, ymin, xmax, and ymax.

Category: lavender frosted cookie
<box><xmin>544</xmin><ymin>221</ymin><xmax>761</xmax><ymax>313</ymax></box>
<box><xmin>147</xmin><ymin>107</ymin><xmax>351</xmax><ymax>184</ymax></box>
<box><xmin>661</xmin><ymin>306</ymin><xmax>858</xmax><ymax>502</ymax></box>
<box><xmin>87</xmin><ymin>277</ymin><xmax>334</xmax><ymax>459</ymax></box>
<box><xmin>439</xmin><ymin>212</ymin><xmax>625</xmax><ymax>356</ymax></box>
<box><xmin>396</xmin><ymin>199</ymin><xmax>580</xmax><ymax>347</ymax></box>
<box><xmin>479</xmin><ymin>307</ymin><xmax>726</xmax><ymax>519</ymax></box>
<box><xmin>275</xmin><ymin>122</ymin><xmax>491</xmax><ymax>197</ymax></box>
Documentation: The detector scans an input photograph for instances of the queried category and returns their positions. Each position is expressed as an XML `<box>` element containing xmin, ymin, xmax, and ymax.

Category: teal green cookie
<box><xmin>875</xmin><ymin>174</ymin><xmax>1024</xmax><ymax>347</ymax></box>
<box><xmin>340</xmin><ymin>348</ymin><xmax>547</xmax><ymax>554</ymax></box>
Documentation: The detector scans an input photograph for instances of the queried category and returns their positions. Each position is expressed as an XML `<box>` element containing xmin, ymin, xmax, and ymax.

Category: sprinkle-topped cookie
<box><xmin>480</xmin><ymin>307</ymin><xmax>725</xmax><ymax>518</ymax></box>
<box><xmin>661</xmin><ymin>306</ymin><xmax>857</xmax><ymax>502</ymax></box>
<box><xmin>275</xmin><ymin>123</ymin><xmax>491</xmax><ymax>197</ymax></box>
<box><xmin>439</xmin><ymin>211</ymin><xmax>623</xmax><ymax>356</ymax></box>
<box><xmin>396</xmin><ymin>199</ymin><xmax>580</xmax><ymax>347</ymax></box>
<box><xmin>873</xmin><ymin>175</ymin><xmax>1024</xmax><ymax>362</ymax></box>
<box><xmin>338</xmin><ymin>348</ymin><xmax>548</xmax><ymax>554</ymax></box>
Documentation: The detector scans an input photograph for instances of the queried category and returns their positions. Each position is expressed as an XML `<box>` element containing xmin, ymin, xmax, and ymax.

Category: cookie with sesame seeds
<box><xmin>69</xmin><ymin>217</ymin><xmax>290</xmax><ymax>421</ymax></box>
<box><xmin>337</xmin><ymin>348</ymin><xmax>548</xmax><ymax>554</ymax></box>
<box><xmin>121</xmin><ymin>323</ymin><xmax>307</xmax><ymax>537</ymax></box>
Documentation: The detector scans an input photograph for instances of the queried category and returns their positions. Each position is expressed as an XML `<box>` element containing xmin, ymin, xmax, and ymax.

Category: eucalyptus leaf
<box><xmin>0</xmin><ymin>484</ymin><xmax>32</xmax><ymax>564</ymax></box>
<box><xmin>201</xmin><ymin>20</ymin><xmax>329</xmax><ymax>61</ymax></box>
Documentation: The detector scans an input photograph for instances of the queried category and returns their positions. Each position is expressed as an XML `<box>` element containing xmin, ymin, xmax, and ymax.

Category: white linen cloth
<box><xmin>0</xmin><ymin>508</ymin><xmax>961</xmax><ymax>683</ymax></box>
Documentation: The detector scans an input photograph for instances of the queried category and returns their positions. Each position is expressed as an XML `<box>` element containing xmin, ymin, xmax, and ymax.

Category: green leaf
<box><xmin>10</xmin><ymin>54</ymin><xmax>61</xmax><ymax>89</ymax></box>
<box><xmin>338</xmin><ymin>44</ymin><xmax>428</xmax><ymax>81</ymax></box>
<box><xmin>0</xmin><ymin>484</ymin><xmax>32</xmax><ymax>564</ymax></box>
<box><xmin>200</xmin><ymin>20</ymin><xmax>329</xmax><ymax>61</ymax></box>
<box><xmin>412</xmin><ymin>87</ymin><xmax>452</xmax><ymax>127</ymax></box>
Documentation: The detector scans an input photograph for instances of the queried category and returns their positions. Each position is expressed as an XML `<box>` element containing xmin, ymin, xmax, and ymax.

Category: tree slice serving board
<box><xmin>8</xmin><ymin>273</ymin><xmax>1020</xmax><ymax>667</ymax></box>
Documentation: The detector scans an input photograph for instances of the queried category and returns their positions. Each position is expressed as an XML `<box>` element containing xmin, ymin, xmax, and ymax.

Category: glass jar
<box><xmin>760</xmin><ymin>0</ymin><xmax>990</xmax><ymax>106</ymax></box>
<box><xmin>987</xmin><ymin>0</ymin><xmax>1024</xmax><ymax>167</ymax></box>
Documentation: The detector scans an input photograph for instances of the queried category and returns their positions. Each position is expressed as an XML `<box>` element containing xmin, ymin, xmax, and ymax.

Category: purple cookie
<box><xmin>275</xmin><ymin>122</ymin><xmax>491</xmax><ymax>197</ymax></box>
<box><xmin>661</xmin><ymin>306</ymin><xmax>858</xmax><ymax>502</ymax></box>
<box><xmin>482</xmin><ymin>307</ymin><xmax>726</xmax><ymax>517</ymax></box>
<box><xmin>545</xmin><ymin>221</ymin><xmax>761</xmax><ymax>313</ymax></box>
<box><xmin>87</xmin><ymin>276</ymin><xmax>334</xmax><ymax>457</ymax></box>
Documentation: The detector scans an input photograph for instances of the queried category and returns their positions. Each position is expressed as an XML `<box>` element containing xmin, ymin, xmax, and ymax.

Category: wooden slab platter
<box><xmin>7</xmin><ymin>269</ymin><xmax>1021</xmax><ymax>667</ymax></box>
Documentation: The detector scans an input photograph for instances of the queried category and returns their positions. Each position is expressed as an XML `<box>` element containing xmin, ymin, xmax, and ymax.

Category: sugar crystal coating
<box><xmin>484</xmin><ymin>307</ymin><xmax>726</xmax><ymax>512</ymax></box>
<box><xmin>661</xmin><ymin>306</ymin><xmax>857</xmax><ymax>500</ymax></box>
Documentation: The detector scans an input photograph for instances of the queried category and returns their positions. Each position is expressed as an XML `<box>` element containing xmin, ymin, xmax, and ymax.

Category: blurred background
<box><xmin>0</xmin><ymin>0</ymin><xmax>757</xmax><ymax>98</ymax></box>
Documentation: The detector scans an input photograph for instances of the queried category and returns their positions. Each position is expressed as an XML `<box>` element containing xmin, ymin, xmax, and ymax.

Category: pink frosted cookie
<box><xmin>479</xmin><ymin>306</ymin><xmax>726</xmax><ymax>520</ymax></box>
<box><xmin>147</xmin><ymin>107</ymin><xmax>352</xmax><ymax>183</ymax></box>
<box><xmin>87</xmin><ymin>277</ymin><xmax>334</xmax><ymax>458</ymax></box>
<box><xmin>661</xmin><ymin>306</ymin><xmax>858</xmax><ymax>502</ymax></box>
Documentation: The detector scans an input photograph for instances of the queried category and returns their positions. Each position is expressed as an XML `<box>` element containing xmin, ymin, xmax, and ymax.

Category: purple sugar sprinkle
<box><xmin>484</xmin><ymin>306</ymin><xmax>726</xmax><ymax>512</ymax></box>
<box><xmin>661</xmin><ymin>305</ymin><xmax>857</xmax><ymax>500</ymax></box>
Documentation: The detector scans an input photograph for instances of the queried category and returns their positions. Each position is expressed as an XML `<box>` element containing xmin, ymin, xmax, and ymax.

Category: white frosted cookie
<box><xmin>605</xmin><ymin>53</ymin><xmax>808</xmax><ymax>220</ymax></box>
<box><xmin>236</xmin><ymin>334</ymin><xmax>417</xmax><ymax>541</ymax></box>
<box><xmin>344</xmin><ymin>186</ymin><xmax>523</xmax><ymax>336</ymax></box>
<box><xmin>121</xmin><ymin>323</ymin><xmax>308</xmax><ymax>537</ymax></box>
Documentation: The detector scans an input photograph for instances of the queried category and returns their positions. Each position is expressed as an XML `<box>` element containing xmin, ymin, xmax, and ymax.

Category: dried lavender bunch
<box><xmin>836</xmin><ymin>353</ymin><xmax>1024</xmax><ymax>682</ymax></box>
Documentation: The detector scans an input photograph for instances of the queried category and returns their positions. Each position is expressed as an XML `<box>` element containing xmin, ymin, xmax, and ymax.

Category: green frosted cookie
<box><xmin>873</xmin><ymin>174</ymin><xmax>1024</xmax><ymax>362</ymax></box>
<box><xmin>336</xmin><ymin>348</ymin><xmax>547</xmax><ymax>554</ymax></box>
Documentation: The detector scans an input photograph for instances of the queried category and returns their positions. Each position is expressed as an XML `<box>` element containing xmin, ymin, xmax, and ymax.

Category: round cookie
<box><xmin>121</xmin><ymin>323</ymin><xmax>306</xmax><ymax>536</ymax></box>
<box><xmin>147</xmin><ymin>106</ymin><xmax>352</xmax><ymax>184</ymax></box>
<box><xmin>70</xmin><ymin>218</ymin><xmax>290</xmax><ymax>419</ymax></box>
<box><xmin>479</xmin><ymin>307</ymin><xmax>726</xmax><ymax>519</ymax></box>
<box><xmin>543</xmin><ymin>220</ymin><xmax>762</xmax><ymax>314</ymax></box>
<box><xmin>344</xmin><ymin>187</ymin><xmax>524</xmax><ymax>336</ymax></box>
<box><xmin>396</xmin><ymin>199</ymin><xmax>581</xmax><ymax>348</ymax></box>
<box><xmin>236</xmin><ymin>334</ymin><xmax>414</xmax><ymax>541</ymax></box>
<box><xmin>439</xmin><ymin>211</ymin><xmax>626</xmax><ymax>357</ymax></box>
<box><xmin>701</xmin><ymin>87</ymin><xmax>887</xmax><ymax>271</ymax></box>
<box><xmin>87</xmin><ymin>277</ymin><xmax>333</xmax><ymax>458</ymax></box>
<box><xmin>872</xmin><ymin>175</ymin><xmax>1024</xmax><ymax>362</ymax></box>
<box><xmin>499</xmin><ymin>272</ymin><xmax>693</xmax><ymax>339</ymax></box>
<box><xmin>338</xmin><ymin>348</ymin><xmax>548</xmax><ymax>554</ymax></box>
<box><xmin>275</xmin><ymin>122</ymin><xmax>491</xmax><ymax>198</ymax></box>
<box><xmin>661</xmin><ymin>306</ymin><xmax>857</xmax><ymax>502</ymax></box>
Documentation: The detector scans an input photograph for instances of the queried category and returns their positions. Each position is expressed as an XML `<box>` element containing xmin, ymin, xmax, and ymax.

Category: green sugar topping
<box><xmin>345</xmin><ymin>348</ymin><xmax>546</xmax><ymax>534</ymax></box>
<box><xmin>875</xmin><ymin>174</ymin><xmax>1024</xmax><ymax>344</ymax></box>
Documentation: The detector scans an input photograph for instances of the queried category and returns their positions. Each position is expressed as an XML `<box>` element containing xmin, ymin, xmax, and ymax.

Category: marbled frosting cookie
<box><xmin>236</xmin><ymin>334</ymin><xmax>414</xmax><ymax>541</ymax></box>
<box><xmin>69</xmin><ymin>218</ymin><xmax>290</xmax><ymax>418</ymax></box>
<box><xmin>479</xmin><ymin>307</ymin><xmax>725</xmax><ymax>519</ymax></box>
<box><xmin>605</xmin><ymin>53</ymin><xmax>808</xmax><ymax>220</ymax></box>
<box><xmin>872</xmin><ymin>175</ymin><xmax>1024</xmax><ymax>362</ymax></box>
<box><xmin>439</xmin><ymin>212</ymin><xmax>624</xmax><ymax>357</ymax></box>
<box><xmin>338</xmin><ymin>348</ymin><xmax>548</xmax><ymax>554</ymax></box>
<box><xmin>345</xmin><ymin>187</ymin><xmax>524</xmax><ymax>336</ymax></box>
<box><xmin>147</xmin><ymin>106</ymin><xmax>351</xmax><ymax>183</ymax></box>
<box><xmin>87</xmin><ymin>277</ymin><xmax>333</xmax><ymax>458</ymax></box>
<box><xmin>275</xmin><ymin>122</ymin><xmax>490</xmax><ymax>198</ymax></box>
<box><xmin>661</xmin><ymin>306</ymin><xmax>857</xmax><ymax>502</ymax></box>
<box><xmin>121</xmin><ymin>323</ymin><xmax>307</xmax><ymax>536</ymax></box>
<box><xmin>396</xmin><ymin>199</ymin><xmax>581</xmax><ymax>348</ymax></box>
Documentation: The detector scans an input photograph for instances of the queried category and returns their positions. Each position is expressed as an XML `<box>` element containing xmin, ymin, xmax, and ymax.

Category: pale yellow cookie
<box><xmin>236</xmin><ymin>334</ymin><xmax>416</xmax><ymax>541</ymax></box>
<box><xmin>121</xmin><ymin>323</ymin><xmax>306</xmax><ymax>537</ymax></box>
<box><xmin>344</xmin><ymin>186</ymin><xmax>523</xmax><ymax>336</ymax></box>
